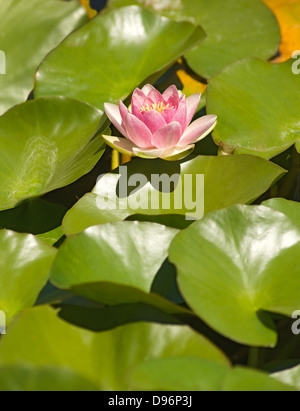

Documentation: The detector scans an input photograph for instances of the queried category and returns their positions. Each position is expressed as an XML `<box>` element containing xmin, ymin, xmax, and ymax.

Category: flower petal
<box><xmin>102</xmin><ymin>135</ymin><xmax>137</xmax><ymax>157</ymax></box>
<box><xmin>172</xmin><ymin>101</ymin><xmax>187</xmax><ymax>132</ymax></box>
<box><xmin>119</xmin><ymin>100</ymin><xmax>129</xmax><ymax>122</ymax></box>
<box><xmin>131</xmin><ymin>88</ymin><xmax>146</xmax><ymax>120</ymax></box>
<box><xmin>161</xmin><ymin>107</ymin><xmax>176</xmax><ymax>123</ymax></box>
<box><xmin>152</xmin><ymin>121</ymin><xmax>182</xmax><ymax>149</ymax></box>
<box><xmin>132</xmin><ymin>88</ymin><xmax>146</xmax><ymax>105</ymax></box>
<box><xmin>133</xmin><ymin>147</ymin><xmax>165</xmax><ymax>159</ymax></box>
<box><xmin>104</xmin><ymin>103</ymin><xmax>128</xmax><ymax>138</ymax></box>
<box><xmin>160</xmin><ymin>144</ymin><xmax>195</xmax><ymax>161</ymax></box>
<box><xmin>178</xmin><ymin>115</ymin><xmax>217</xmax><ymax>146</ymax></box>
<box><xmin>123</xmin><ymin>112</ymin><xmax>153</xmax><ymax>148</ymax></box>
<box><xmin>186</xmin><ymin>93</ymin><xmax>201</xmax><ymax>127</ymax></box>
<box><xmin>147</xmin><ymin>88</ymin><xmax>164</xmax><ymax>104</ymax></box>
<box><xmin>162</xmin><ymin>85</ymin><xmax>180</xmax><ymax>107</ymax></box>
<box><xmin>141</xmin><ymin>109</ymin><xmax>166</xmax><ymax>134</ymax></box>
<box><xmin>141</xmin><ymin>84</ymin><xmax>156</xmax><ymax>96</ymax></box>
<box><xmin>142</xmin><ymin>97</ymin><xmax>155</xmax><ymax>108</ymax></box>
<box><xmin>194</xmin><ymin>117</ymin><xmax>217</xmax><ymax>143</ymax></box>
<box><xmin>102</xmin><ymin>135</ymin><xmax>194</xmax><ymax>161</ymax></box>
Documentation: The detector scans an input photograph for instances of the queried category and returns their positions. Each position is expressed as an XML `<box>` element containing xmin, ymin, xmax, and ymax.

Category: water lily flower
<box><xmin>103</xmin><ymin>85</ymin><xmax>217</xmax><ymax>161</ymax></box>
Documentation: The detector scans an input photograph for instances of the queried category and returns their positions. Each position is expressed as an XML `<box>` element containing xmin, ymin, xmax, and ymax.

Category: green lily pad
<box><xmin>272</xmin><ymin>365</ymin><xmax>300</xmax><ymax>391</ymax></box>
<box><xmin>34</xmin><ymin>6</ymin><xmax>205</xmax><ymax>110</ymax></box>
<box><xmin>129</xmin><ymin>358</ymin><xmax>295</xmax><ymax>391</ymax></box>
<box><xmin>50</xmin><ymin>221</ymin><xmax>189</xmax><ymax>315</ymax></box>
<box><xmin>169</xmin><ymin>205</ymin><xmax>300</xmax><ymax>347</ymax></box>
<box><xmin>130</xmin><ymin>358</ymin><xmax>229</xmax><ymax>391</ymax></box>
<box><xmin>0</xmin><ymin>306</ymin><xmax>229</xmax><ymax>390</ymax></box>
<box><xmin>207</xmin><ymin>59</ymin><xmax>300</xmax><ymax>159</ymax></box>
<box><xmin>62</xmin><ymin>155</ymin><xmax>285</xmax><ymax>236</ymax></box>
<box><xmin>0</xmin><ymin>365</ymin><xmax>99</xmax><ymax>392</ymax></box>
<box><xmin>222</xmin><ymin>367</ymin><xmax>296</xmax><ymax>392</ymax></box>
<box><xmin>107</xmin><ymin>0</ymin><xmax>281</xmax><ymax>79</ymax></box>
<box><xmin>0</xmin><ymin>230</ymin><xmax>56</xmax><ymax>319</ymax></box>
<box><xmin>0</xmin><ymin>0</ymin><xmax>87</xmax><ymax>115</ymax></box>
<box><xmin>0</xmin><ymin>97</ymin><xmax>105</xmax><ymax>211</ymax></box>
<box><xmin>36</xmin><ymin>226</ymin><xmax>64</xmax><ymax>246</ymax></box>
<box><xmin>263</xmin><ymin>198</ymin><xmax>300</xmax><ymax>229</ymax></box>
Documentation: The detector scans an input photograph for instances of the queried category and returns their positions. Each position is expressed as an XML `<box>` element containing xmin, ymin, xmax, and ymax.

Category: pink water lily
<box><xmin>103</xmin><ymin>84</ymin><xmax>217</xmax><ymax>161</ymax></box>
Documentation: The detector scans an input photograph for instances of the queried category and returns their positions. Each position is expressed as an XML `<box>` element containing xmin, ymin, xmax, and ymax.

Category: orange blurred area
<box><xmin>177</xmin><ymin>70</ymin><xmax>207</xmax><ymax>96</ymax></box>
<box><xmin>263</xmin><ymin>0</ymin><xmax>300</xmax><ymax>62</ymax></box>
<box><xmin>79</xmin><ymin>0</ymin><xmax>97</xmax><ymax>18</ymax></box>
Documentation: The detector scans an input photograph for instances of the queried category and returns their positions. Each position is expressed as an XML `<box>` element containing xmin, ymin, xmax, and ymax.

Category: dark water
<box><xmin>90</xmin><ymin>0</ymin><xmax>108</xmax><ymax>12</ymax></box>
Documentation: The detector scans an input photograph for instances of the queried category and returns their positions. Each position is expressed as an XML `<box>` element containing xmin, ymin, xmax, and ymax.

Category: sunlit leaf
<box><xmin>207</xmin><ymin>58</ymin><xmax>300</xmax><ymax>159</ymax></box>
<box><xmin>0</xmin><ymin>0</ymin><xmax>87</xmax><ymax>115</ymax></box>
<box><xmin>62</xmin><ymin>156</ymin><xmax>285</xmax><ymax>235</ymax></box>
<box><xmin>36</xmin><ymin>226</ymin><xmax>63</xmax><ymax>246</ymax></box>
<box><xmin>263</xmin><ymin>198</ymin><xmax>300</xmax><ymax>229</ymax></box>
<box><xmin>169</xmin><ymin>205</ymin><xmax>300</xmax><ymax>347</ymax></box>
<box><xmin>129</xmin><ymin>358</ymin><xmax>295</xmax><ymax>391</ymax></box>
<box><xmin>107</xmin><ymin>0</ymin><xmax>281</xmax><ymax>78</ymax></box>
<box><xmin>0</xmin><ymin>306</ymin><xmax>229</xmax><ymax>390</ymax></box>
<box><xmin>272</xmin><ymin>365</ymin><xmax>300</xmax><ymax>390</ymax></box>
<box><xmin>50</xmin><ymin>221</ymin><xmax>190</xmax><ymax>315</ymax></box>
<box><xmin>0</xmin><ymin>230</ymin><xmax>56</xmax><ymax>319</ymax></box>
<box><xmin>0</xmin><ymin>365</ymin><xmax>99</xmax><ymax>392</ymax></box>
<box><xmin>34</xmin><ymin>6</ymin><xmax>205</xmax><ymax>111</ymax></box>
<box><xmin>0</xmin><ymin>97</ymin><xmax>104</xmax><ymax>211</ymax></box>
<box><xmin>222</xmin><ymin>367</ymin><xmax>295</xmax><ymax>391</ymax></box>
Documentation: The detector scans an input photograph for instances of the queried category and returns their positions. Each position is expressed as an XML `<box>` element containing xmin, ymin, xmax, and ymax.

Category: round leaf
<box><xmin>0</xmin><ymin>97</ymin><xmax>104</xmax><ymax>211</ymax></box>
<box><xmin>207</xmin><ymin>59</ymin><xmax>300</xmax><ymax>159</ymax></box>
<box><xmin>0</xmin><ymin>365</ymin><xmax>99</xmax><ymax>392</ymax></box>
<box><xmin>129</xmin><ymin>358</ymin><xmax>229</xmax><ymax>391</ymax></box>
<box><xmin>50</xmin><ymin>221</ymin><xmax>188</xmax><ymax>315</ymax></box>
<box><xmin>222</xmin><ymin>367</ymin><xmax>296</xmax><ymax>392</ymax></box>
<box><xmin>272</xmin><ymin>365</ymin><xmax>300</xmax><ymax>391</ymax></box>
<box><xmin>263</xmin><ymin>198</ymin><xmax>300</xmax><ymax>230</ymax></box>
<box><xmin>0</xmin><ymin>306</ymin><xmax>229</xmax><ymax>390</ymax></box>
<box><xmin>183</xmin><ymin>0</ymin><xmax>281</xmax><ymax>78</ymax></box>
<box><xmin>0</xmin><ymin>0</ymin><xmax>87</xmax><ymax>115</ymax></box>
<box><xmin>107</xmin><ymin>0</ymin><xmax>281</xmax><ymax>78</ymax></box>
<box><xmin>169</xmin><ymin>205</ymin><xmax>300</xmax><ymax>347</ymax></box>
<box><xmin>129</xmin><ymin>358</ymin><xmax>295</xmax><ymax>391</ymax></box>
<box><xmin>34</xmin><ymin>6</ymin><xmax>206</xmax><ymax>110</ymax></box>
<box><xmin>0</xmin><ymin>230</ymin><xmax>56</xmax><ymax>319</ymax></box>
<box><xmin>62</xmin><ymin>155</ymin><xmax>285</xmax><ymax>235</ymax></box>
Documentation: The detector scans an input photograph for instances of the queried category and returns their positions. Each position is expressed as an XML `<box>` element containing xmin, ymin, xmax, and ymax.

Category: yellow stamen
<box><xmin>140</xmin><ymin>102</ymin><xmax>172</xmax><ymax>114</ymax></box>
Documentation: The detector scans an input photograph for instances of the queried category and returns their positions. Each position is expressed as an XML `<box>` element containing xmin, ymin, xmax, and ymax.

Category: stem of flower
<box><xmin>248</xmin><ymin>347</ymin><xmax>260</xmax><ymax>368</ymax></box>
<box><xmin>121</xmin><ymin>154</ymin><xmax>132</xmax><ymax>165</ymax></box>
<box><xmin>111</xmin><ymin>149</ymin><xmax>120</xmax><ymax>171</ymax></box>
